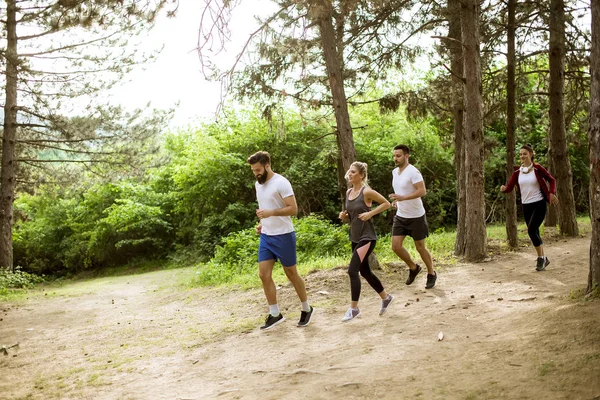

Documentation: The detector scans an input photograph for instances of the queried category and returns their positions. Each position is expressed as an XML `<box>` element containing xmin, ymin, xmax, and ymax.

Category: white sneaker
<box><xmin>341</xmin><ymin>308</ymin><xmax>361</xmax><ymax>322</ymax></box>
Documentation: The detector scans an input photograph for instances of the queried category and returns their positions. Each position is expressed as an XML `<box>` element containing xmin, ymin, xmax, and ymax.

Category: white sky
<box><xmin>108</xmin><ymin>0</ymin><xmax>264</xmax><ymax>128</ymax></box>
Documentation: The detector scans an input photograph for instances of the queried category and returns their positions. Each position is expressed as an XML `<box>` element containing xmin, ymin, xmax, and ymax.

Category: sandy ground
<box><xmin>1</xmin><ymin>235</ymin><xmax>599</xmax><ymax>400</ymax></box>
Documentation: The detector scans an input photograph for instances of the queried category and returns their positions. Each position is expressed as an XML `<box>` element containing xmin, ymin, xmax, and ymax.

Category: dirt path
<box><xmin>1</xmin><ymin>236</ymin><xmax>599</xmax><ymax>400</ymax></box>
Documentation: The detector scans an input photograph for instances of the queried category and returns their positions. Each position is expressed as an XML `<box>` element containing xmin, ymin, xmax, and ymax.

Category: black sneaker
<box><xmin>536</xmin><ymin>257</ymin><xmax>550</xmax><ymax>271</ymax></box>
<box><xmin>260</xmin><ymin>313</ymin><xmax>285</xmax><ymax>330</ymax></box>
<box><xmin>297</xmin><ymin>306</ymin><xmax>315</xmax><ymax>327</ymax></box>
<box><xmin>425</xmin><ymin>271</ymin><xmax>437</xmax><ymax>289</ymax></box>
<box><xmin>406</xmin><ymin>264</ymin><xmax>422</xmax><ymax>285</ymax></box>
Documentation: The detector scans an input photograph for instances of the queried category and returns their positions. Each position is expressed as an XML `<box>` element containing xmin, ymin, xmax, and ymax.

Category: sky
<box><xmin>108</xmin><ymin>0</ymin><xmax>263</xmax><ymax>128</ymax></box>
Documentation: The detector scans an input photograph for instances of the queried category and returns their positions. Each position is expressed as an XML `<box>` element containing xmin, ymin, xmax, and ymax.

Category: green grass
<box><xmin>190</xmin><ymin>215</ymin><xmax>592</xmax><ymax>289</ymax></box>
<box><xmin>539</xmin><ymin>360</ymin><xmax>556</xmax><ymax>376</ymax></box>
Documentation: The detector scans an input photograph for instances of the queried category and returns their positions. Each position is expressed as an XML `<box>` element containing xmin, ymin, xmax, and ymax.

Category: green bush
<box><xmin>14</xmin><ymin>181</ymin><xmax>174</xmax><ymax>275</ymax></box>
<box><xmin>0</xmin><ymin>267</ymin><xmax>44</xmax><ymax>290</ymax></box>
<box><xmin>194</xmin><ymin>215</ymin><xmax>349</xmax><ymax>286</ymax></box>
<box><xmin>294</xmin><ymin>215</ymin><xmax>350</xmax><ymax>259</ymax></box>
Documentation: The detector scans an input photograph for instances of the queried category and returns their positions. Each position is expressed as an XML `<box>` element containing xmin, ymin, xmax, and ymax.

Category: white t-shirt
<box><xmin>518</xmin><ymin>170</ymin><xmax>544</xmax><ymax>204</ymax></box>
<box><xmin>392</xmin><ymin>164</ymin><xmax>426</xmax><ymax>218</ymax></box>
<box><xmin>255</xmin><ymin>173</ymin><xmax>295</xmax><ymax>235</ymax></box>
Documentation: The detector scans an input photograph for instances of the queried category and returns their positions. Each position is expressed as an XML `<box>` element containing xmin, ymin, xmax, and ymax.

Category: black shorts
<box><xmin>392</xmin><ymin>214</ymin><xmax>429</xmax><ymax>241</ymax></box>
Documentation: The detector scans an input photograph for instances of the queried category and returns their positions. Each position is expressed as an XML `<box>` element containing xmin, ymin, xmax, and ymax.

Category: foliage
<box><xmin>163</xmin><ymin>110</ymin><xmax>341</xmax><ymax>260</ymax></box>
<box><xmin>14</xmin><ymin>181</ymin><xmax>174</xmax><ymax>275</ymax></box>
<box><xmin>351</xmin><ymin>103</ymin><xmax>456</xmax><ymax>231</ymax></box>
<box><xmin>295</xmin><ymin>215</ymin><xmax>350</xmax><ymax>259</ymax></box>
<box><xmin>199</xmin><ymin>0</ymin><xmax>436</xmax><ymax>113</ymax></box>
<box><xmin>11</xmin><ymin>92</ymin><xmax>592</xmax><ymax>277</ymax></box>
<box><xmin>193</xmin><ymin>215</ymin><xmax>348</xmax><ymax>286</ymax></box>
<box><xmin>0</xmin><ymin>267</ymin><xmax>45</xmax><ymax>290</ymax></box>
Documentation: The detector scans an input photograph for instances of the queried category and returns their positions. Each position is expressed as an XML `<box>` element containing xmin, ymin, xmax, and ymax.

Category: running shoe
<box><xmin>536</xmin><ymin>257</ymin><xmax>550</xmax><ymax>271</ymax></box>
<box><xmin>379</xmin><ymin>294</ymin><xmax>395</xmax><ymax>316</ymax></box>
<box><xmin>425</xmin><ymin>271</ymin><xmax>437</xmax><ymax>289</ymax></box>
<box><xmin>297</xmin><ymin>306</ymin><xmax>315</xmax><ymax>327</ymax></box>
<box><xmin>260</xmin><ymin>313</ymin><xmax>285</xmax><ymax>330</ymax></box>
<box><xmin>406</xmin><ymin>264</ymin><xmax>422</xmax><ymax>285</ymax></box>
<box><xmin>341</xmin><ymin>308</ymin><xmax>361</xmax><ymax>322</ymax></box>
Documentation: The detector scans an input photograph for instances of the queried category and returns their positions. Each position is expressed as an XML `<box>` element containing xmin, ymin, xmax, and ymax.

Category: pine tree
<box><xmin>0</xmin><ymin>0</ymin><xmax>175</xmax><ymax>269</ymax></box>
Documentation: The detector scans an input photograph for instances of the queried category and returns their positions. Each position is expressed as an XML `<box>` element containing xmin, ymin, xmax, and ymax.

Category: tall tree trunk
<box><xmin>0</xmin><ymin>0</ymin><xmax>18</xmax><ymax>270</ymax></box>
<box><xmin>548</xmin><ymin>0</ymin><xmax>578</xmax><ymax>236</ymax></box>
<box><xmin>448</xmin><ymin>0</ymin><xmax>466</xmax><ymax>256</ymax></box>
<box><xmin>461</xmin><ymin>0</ymin><xmax>487</xmax><ymax>261</ymax></box>
<box><xmin>309</xmin><ymin>1</ymin><xmax>383</xmax><ymax>268</ymax></box>
<box><xmin>588</xmin><ymin>0</ymin><xmax>600</xmax><ymax>295</ymax></box>
<box><xmin>544</xmin><ymin>175</ymin><xmax>559</xmax><ymax>226</ymax></box>
<box><xmin>505</xmin><ymin>0</ymin><xmax>519</xmax><ymax>248</ymax></box>
<box><xmin>309</xmin><ymin>0</ymin><xmax>356</xmax><ymax>200</ymax></box>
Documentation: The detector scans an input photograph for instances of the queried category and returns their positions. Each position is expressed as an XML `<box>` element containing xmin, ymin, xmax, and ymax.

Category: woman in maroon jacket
<box><xmin>500</xmin><ymin>144</ymin><xmax>559</xmax><ymax>271</ymax></box>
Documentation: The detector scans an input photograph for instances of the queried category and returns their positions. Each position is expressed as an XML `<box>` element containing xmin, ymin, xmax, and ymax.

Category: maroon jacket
<box><xmin>503</xmin><ymin>163</ymin><xmax>557</xmax><ymax>203</ymax></box>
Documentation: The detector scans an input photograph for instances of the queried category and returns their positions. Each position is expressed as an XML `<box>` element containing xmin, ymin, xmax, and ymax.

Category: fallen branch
<box><xmin>1</xmin><ymin>342</ymin><xmax>19</xmax><ymax>356</ymax></box>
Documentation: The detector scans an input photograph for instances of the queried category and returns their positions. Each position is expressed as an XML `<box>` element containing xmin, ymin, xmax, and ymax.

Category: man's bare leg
<box><xmin>283</xmin><ymin>265</ymin><xmax>307</xmax><ymax>302</ymax></box>
<box><xmin>415</xmin><ymin>239</ymin><xmax>434</xmax><ymax>275</ymax></box>
<box><xmin>392</xmin><ymin>235</ymin><xmax>418</xmax><ymax>270</ymax></box>
<box><xmin>259</xmin><ymin>260</ymin><xmax>277</xmax><ymax>305</ymax></box>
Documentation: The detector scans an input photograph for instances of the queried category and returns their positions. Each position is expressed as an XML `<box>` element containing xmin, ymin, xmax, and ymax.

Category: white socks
<box><xmin>269</xmin><ymin>304</ymin><xmax>280</xmax><ymax>317</ymax></box>
<box><xmin>270</xmin><ymin>302</ymin><xmax>311</xmax><ymax>315</ymax></box>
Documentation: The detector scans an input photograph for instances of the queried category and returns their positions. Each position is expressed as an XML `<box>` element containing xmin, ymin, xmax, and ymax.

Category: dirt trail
<box><xmin>1</xmin><ymin>236</ymin><xmax>599</xmax><ymax>400</ymax></box>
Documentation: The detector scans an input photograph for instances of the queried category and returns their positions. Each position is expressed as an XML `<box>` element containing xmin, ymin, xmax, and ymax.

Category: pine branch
<box><xmin>16</xmin><ymin>159</ymin><xmax>125</xmax><ymax>164</ymax></box>
<box><xmin>19</xmin><ymin>141</ymin><xmax>117</xmax><ymax>156</ymax></box>
<box><xmin>17</xmin><ymin>137</ymin><xmax>116</xmax><ymax>143</ymax></box>
<box><xmin>18</xmin><ymin>21</ymin><xmax>141</xmax><ymax>57</ymax></box>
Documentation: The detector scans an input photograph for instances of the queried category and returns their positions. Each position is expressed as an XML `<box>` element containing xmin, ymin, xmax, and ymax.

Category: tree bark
<box><xmin>309</xmin><ymin>1</ymin><xmax>383</xmax><ymax>268</ymax></box>
<box><xmin>545</xmin><ymin>179</ymin><xmax>559</xmax><ymax>226</ymax></box>
<box><xmin>548</xmin><ymin>0</ymin><xmax>578</xmax><ymax>236</ymax></box>
<box><xmin>505</xmin><ymin>0</ymin><xmax>519</xmax><ymax>248</ymax></box>
<box><xmin>309</xmin><ymin>0</ymin><xmax>356</xmax><ymax>199</ymax></box>
<box><xmin>0</xmin><ymin>0</ymin><xmax>18</xmax><ymax>270</ymax></box>
<box><xmin>448</xmin><ymin>0</ymin><xmax>466</xmax><ymax>256</ymax></box>
<box><xmin>461</xmin><ymin>0</ymin><xmax>487</xmax><ymax>261</ymax></box>
<box><xmin>588</xmin><ymin>0</ymin><xmax>600</xmax><ymax>295</ymax></box>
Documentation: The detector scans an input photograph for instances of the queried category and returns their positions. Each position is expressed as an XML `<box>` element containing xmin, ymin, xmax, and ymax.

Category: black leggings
<box><xmin>522</xmin><ymin>200</ymin><xmax>547</xmax><ymax>247</ymax></box>
<box><xmin>348</xmin><ymin>240</ymin><xmax>384</xmax><ymax>302</ymax></box>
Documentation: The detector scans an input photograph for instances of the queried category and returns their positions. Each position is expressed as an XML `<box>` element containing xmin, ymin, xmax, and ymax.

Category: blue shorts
<box><xmin>258</xmin><ymin>232</ymin><xmax>297</xmax><ymax>267</ymax></box>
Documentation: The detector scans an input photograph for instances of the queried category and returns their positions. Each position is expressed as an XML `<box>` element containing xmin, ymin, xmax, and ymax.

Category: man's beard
<box><xmin>256</xmin><ymin>172</ymin><xmax>268</xmax><ymax>184</ymax></box>
<box><xmin>395</xmin><ymin>159</ymin><xmax>406</xmax><ymax>168</ymax></box>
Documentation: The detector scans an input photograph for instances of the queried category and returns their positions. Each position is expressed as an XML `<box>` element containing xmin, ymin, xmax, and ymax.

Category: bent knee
<box><xmin>347</xmin><ymin>269</ymin><xmax>359</xmax><ymax>278</ymax></box>
<box><xmin>283</xmin><ymin>268</ymin><xmax>298</xmax><ymax>279</ymax></box>
<box><xmin>258</xmin><ymin>270</ymin><xmax>272</xmax><ymax>282</ymax></box>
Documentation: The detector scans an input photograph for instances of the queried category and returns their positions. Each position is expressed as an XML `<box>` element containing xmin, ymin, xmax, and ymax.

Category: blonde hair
<box><xmin>345</xmin><ymin>161</ymin><xmax>369</xmax><ymax>187</ymax></box>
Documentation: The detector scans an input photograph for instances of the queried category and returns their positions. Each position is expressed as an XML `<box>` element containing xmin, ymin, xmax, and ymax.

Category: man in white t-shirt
<box><xmin>389</xmin><ymin>145</ymin><xmax>437</xmax><ymax>289</ymax></box>
<box><xmin>247</xmin><ymin>151</ymin><xmax>314</xmax><ymax>330</ymax></box>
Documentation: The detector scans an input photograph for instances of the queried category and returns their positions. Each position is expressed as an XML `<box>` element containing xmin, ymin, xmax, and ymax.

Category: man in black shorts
<box><xmin>389</xmin><ymin>145</ymin><xmax>437</xmax><ymax>289</ymax></box>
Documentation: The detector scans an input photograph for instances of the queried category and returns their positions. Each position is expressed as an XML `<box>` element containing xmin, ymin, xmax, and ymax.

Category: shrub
<box><xmin>0</xmin><ymin>267</ymin><xmax>45</xmax><ymax>290</ymax></box>
<box><xmin>194</xmin><ymin>215</ymin><xmax>349</xmax><ymax>286</ymax></box>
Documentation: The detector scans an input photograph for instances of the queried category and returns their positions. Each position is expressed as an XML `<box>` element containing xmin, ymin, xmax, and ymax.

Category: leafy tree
<box><xmin>14</xmin><ymin>180</ymin><xmax>174</xmax><ymax>274</ymax></box>
<box><xmin>198</xmin><ymin>0</ymin><xmax>440</xmax><ymax>199</ymax></box>
<box><xmin>1</xmin><ymin>0</ymin><xmax>175</xmax><ymax>269</ymax></box>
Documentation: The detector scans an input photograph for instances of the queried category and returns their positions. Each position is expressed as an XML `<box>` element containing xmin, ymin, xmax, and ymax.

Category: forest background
<box><xmin>0</xmin><ymin>0</ymin><xmax>597</xmax><ymax>296</ymax></box>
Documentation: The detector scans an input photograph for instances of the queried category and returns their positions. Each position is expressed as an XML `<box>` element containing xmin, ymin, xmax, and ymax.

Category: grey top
<box><xmin>345</xmin><ymin>187</ymin><xmax>377</xmax><ymax>243</ymax></box>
